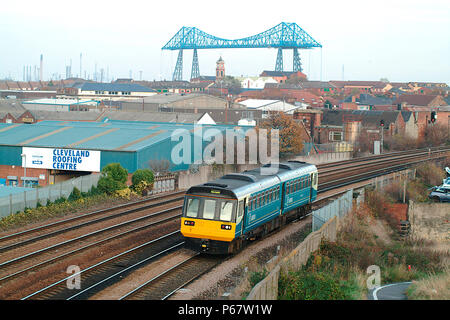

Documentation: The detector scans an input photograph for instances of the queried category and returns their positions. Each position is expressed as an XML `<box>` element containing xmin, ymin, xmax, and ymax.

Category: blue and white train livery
<box><xmin>180</xmin><ymin>161</ymin><xmax>318</xmax><ymax>254</ymax></box>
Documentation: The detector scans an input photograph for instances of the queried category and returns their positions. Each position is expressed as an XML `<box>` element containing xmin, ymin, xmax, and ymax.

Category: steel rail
<box><xmin>118</xmin><ymin>254</ymin><xmax>199</xmax><ymax>300</ymax></box>
<box><xmin>0</xmin><ymin>190</ymin><xmax>185</xmax><ymax>244</ymax></box>
<box><xmin>0</xmin><ymin>210</ymin><xmax>182</xmax><ymax>284</ymax></box>
<box><xmin>0</xmin><ymin>205</ymin><xmax>183</xmax><ymax>269</ymax></box>
<box><xmin>66</xmin><ymin>242</ymin><xmax>186</xmax><ymax>300</ymax></box>
<box><xmin>20</xmin><ymin>231</ymin><xmax>182</xmax><ymax>300</ymax></box>
<box><xmin>318</xmin><ymin>151</ymin><xmax>446</xmax><ymax>180</ymax></box>
<box><xmin>317</xmin><ymin>147</ymin><xmax>450</xmax><ymax>169</ymax></box>
<box><xmin>0</xmin><ymin>195</ymin><xmax>184</xmax><ymax>253</ymax></box>
<box><xmin>318</xmin><ymin>154</ymin><xmax>447</xmax><ymax>193</ymax></box>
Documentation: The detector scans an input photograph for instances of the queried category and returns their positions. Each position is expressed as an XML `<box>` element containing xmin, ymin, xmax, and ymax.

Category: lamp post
<box><xmin>20</xmin><ymin>153</ymin><xmax>27</xmax><ymax>187</ymax></box>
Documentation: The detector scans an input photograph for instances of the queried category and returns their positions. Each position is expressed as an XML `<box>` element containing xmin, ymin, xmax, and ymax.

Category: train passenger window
<box><xmin>220</xmin><ymin>201</ymin><xmax>234</xmax><ymax>222</ymax></box>
<box><xmin>257</xmin><ymin>195</ymin><xmax>260</xmax><ymax>208</ymax></box>
<box><xmin>253</xmin><ymin>197</ymin><xmax>256</xmax><ymax>210</ymax></box>
<box><xmin>186</xmin><ymin>198</ymin><xmax>200</xmax><ymax>218</ymax></box>
<box><xmin>203</xmin><ymin>199</ymin><xmax>216</xmax><ymax>219</ymax></box>
<box><xmin>249</xmin><ymin>197</ymin><xmax>253</xmax><ymax>211</ymax></box>
<box><xmin>276</xmin><ymin>186</ymin><xmax>280</xmax><ymax>199</ymax></box>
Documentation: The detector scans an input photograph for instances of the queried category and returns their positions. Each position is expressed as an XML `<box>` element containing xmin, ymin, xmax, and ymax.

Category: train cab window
<box><xmin>203</xmin><ymin>199</ymin><xmax>216</xmax><ymax>219</ymax></box>
<box><xmin>238</xmin><ymin>200</ymin><xmax>244</xmax><ymax>219</ymax></box>
<box><xmin>219</xmin><ymin>201</ymin><xmax>234</xmax><ymax>222</ymax></box>
<box><xmin>249</xmin><ymin>197</ymin><xmax>253</xmax><ymax>211</ymax></box>
<box><xmin>186</xmin><ymin>198</ymin><xmax>200</xmax><ymax>218</ymax></box>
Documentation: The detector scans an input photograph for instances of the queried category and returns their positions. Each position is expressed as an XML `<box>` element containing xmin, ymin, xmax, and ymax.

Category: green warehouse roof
<box><xmin>0</xmin><ymin>120</ymin><xmax>250</xmax><ymax>152</ymax></box>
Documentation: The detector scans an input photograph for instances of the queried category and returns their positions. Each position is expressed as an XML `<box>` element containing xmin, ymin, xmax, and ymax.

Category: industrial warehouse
<box><xmin>0</xmin><ymin>119</ymin><xmax>248</xmax><ymax>187</ymax></box>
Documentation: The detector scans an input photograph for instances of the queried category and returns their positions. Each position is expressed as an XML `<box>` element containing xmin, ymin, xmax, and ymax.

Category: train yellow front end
<box><xmin>180</xmin><ymin>193</ymin><xmax>238</xmax><ymax>254</ymax></box>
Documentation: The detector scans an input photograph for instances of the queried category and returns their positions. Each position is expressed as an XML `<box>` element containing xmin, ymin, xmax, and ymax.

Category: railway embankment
<box><xmin>241</xmin><ymin>163</ymin><xmax>449</xmax><ymax>300</ymax></box>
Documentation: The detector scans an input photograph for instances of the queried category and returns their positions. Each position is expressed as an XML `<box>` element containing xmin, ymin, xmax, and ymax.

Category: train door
<box><xmin>310</xmin><ymin>171</ymin><xmax>318</xmax><ymax>201</ymax></box>
<box><xmin>280</xmin><ymin>182</ymin><xmax>286</xmax><ymax>213</ymax></box>
<box><xmin>236</xmin><ymin>199</ymin><xmax>245</xmax><ymax>237</ymax></box>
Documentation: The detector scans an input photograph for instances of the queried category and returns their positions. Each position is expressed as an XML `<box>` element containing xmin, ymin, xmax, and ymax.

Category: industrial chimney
<box><xmin>39</xmin><ymin>54</ymin><xmax>43</xmax><ymax>81</ymax></box>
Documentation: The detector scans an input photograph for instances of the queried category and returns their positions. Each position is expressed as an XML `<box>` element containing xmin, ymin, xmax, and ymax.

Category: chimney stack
<box><xmin>39</xmin><ymin>54</ymin><xmax>43</xmax><ymax>81</ymax></box>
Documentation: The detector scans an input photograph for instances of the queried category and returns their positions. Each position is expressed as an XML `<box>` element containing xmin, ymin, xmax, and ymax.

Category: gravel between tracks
<box><xmin>169</xmin><ymin>216</ymin><xmax>312</xmax><ymax>300</ymax></box>
<box><xmin>89</xmin><ymin>248</ymin><xmax>196</xmax><ymax>300</ymax></box>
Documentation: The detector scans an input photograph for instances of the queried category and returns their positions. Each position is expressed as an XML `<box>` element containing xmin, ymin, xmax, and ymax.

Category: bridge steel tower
<box><xmin>162</xmin><ymin>22</ymin><xmax>322</xmax><ymax>81</ymax></box>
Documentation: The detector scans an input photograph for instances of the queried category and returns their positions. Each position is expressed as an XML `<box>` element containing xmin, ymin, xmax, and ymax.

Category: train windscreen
<box><xmin>183</xmin><ymin>197</ymin><xmax>236</xmax><ymax>222</ymax></box>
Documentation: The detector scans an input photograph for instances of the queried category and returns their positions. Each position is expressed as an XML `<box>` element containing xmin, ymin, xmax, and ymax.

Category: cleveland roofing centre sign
<box><xmin>22</xmin><ymin>147</ymin><xmax>101</xmax><ymax>172</ymax></box>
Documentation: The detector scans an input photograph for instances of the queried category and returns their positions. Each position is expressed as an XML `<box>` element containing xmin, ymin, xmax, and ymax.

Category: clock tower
<box><xmin>216</xmin><ymin>56</ymin><xmax>225</xmax><ymax>81</ymax></box>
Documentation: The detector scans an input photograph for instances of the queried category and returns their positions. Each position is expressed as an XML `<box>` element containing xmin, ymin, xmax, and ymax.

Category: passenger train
<box><xmin>180</xmin><ymin>161</ymin><xmax>318</xmax><ymax>254</ymax></box>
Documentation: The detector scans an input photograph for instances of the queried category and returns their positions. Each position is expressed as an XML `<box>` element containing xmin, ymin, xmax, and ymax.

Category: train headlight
<box><xmin>221</xmin><ymin>224</ymin><xmax>232</xmax><ymax>230</ymax></box>
<box><xmin>184</xmin><ymin>220</ymin><xmax>195</xmax><ymax>226</ymax></box>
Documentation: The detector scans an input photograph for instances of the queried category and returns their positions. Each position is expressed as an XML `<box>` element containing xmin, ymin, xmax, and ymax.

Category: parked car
<box><xmin>428</xmin><ymin>186</ymin><xmax>450</xmax><ymax>202</ymax></box>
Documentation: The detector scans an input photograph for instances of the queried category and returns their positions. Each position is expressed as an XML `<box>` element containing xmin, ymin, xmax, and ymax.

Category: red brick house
<box><xmin>329</xmin><ymin>81</ymin><xmax>388</xmax><ymax>95</ymax></box>
<box><xmin>0</xmin><ymin>110</ymin><xmax>37</xmax><ymax>124</ymax></box>
<box><xmin>394</xmin><ymin>94</ymin><xmax>447</xmax><ymax>108</ymax></box>
<box><xmin>293</xmin><ymin>109</ymin><xmax>322</xmax><ymax>137</ymax></box>
<box><xmin>260</xmin><ymin>71</ymin><xmax>307</xmax><ymax>83</ymax></box>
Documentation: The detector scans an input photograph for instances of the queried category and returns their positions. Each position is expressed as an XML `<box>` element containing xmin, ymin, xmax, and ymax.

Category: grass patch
<box><xmin>407</xmin><ymin>269</ymin><xmax>450</xmax><ymax>300</ymax></box>
<box><xmin>277</xmin><ymin>200</ymin><xmax>448</xmax><ymax>300</ymax></box>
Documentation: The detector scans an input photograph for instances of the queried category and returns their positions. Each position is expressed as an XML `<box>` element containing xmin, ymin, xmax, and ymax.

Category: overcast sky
<box><xmin>1</xmin><ymin>0</ymin><xmax>449</xmax><ymax>84</ymax></box>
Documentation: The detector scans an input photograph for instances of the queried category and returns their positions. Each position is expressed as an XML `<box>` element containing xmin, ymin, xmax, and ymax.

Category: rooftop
<box><xmin>73</xmin><ymin>82</ymin><xmax>157</xmax><ymax>93</ymax></box>
<box><xmin>0</xmin><ymin>119</ymin><xmax>248</xmax><ymax>153</ymax></box>
<box><xmin>22</xmin><ymin>98</ymin><xmax>99</xmax><ymax>106</ymax></box>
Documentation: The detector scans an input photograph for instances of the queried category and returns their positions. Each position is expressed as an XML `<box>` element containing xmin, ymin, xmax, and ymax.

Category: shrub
<box><xmin>97</xmin><ymin>163</ymin><xmax>128</xmax><ymax>195</ymax></box>
<box><xmin>115</xmin><ymin>187</ymin><xmax>132</xmax><ymax>199</ymax></box>
<box><xmin>248</xmin><ymin>269</ymin><xmax>268</xmax><ymax>287</ymax></box>
<box><xmin>279</xmin><ymin>270</ymin><xmax>358</xmax><ymax>300</ymax></box>
<box><xmin>131</xmin><ymin>169</ymin><xmax>154</xmax><ymax>196</ymax></box>
<box><xmin>131</xmin><ymin>169</ymin><xmax>154</xmax><ymax>187</ymax></box>
<box><xmin>68</xmin><ymin>187</ymin><xmax>82</xmax><ymax>201</ymax></box>
<box><xmin>416</xmin><ymin>163</ymin><xmax>446</xmax><ymax>187</ymax></box>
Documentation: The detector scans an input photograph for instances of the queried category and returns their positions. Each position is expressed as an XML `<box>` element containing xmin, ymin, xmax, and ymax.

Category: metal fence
<box><xmin>312</xmin><ymin>189</ymin><xmax>353</xmax><ymax>231</ymax></box>
<box><xmin>0</xmin><ymin>174</ymin><xmax>100</xmax><ymax>218</ymax></box>
<box><xmin>151</xmin><ymin>174</ymin><xmax>176</xmax><ymax>194</ymax></box>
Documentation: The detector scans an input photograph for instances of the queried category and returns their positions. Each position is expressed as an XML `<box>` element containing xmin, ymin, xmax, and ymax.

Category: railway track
<box><xmin>21</xmin><ymin>231</ymin><xmax>184</xmax><ymax>300</ymax></box>
<box><xmin>2</xmin><ymin>147</ymin><xmax>448</xmax><ymax>300</ymax></box>
<box><xmin>0</xmin><ymin>190</ymin><xmax>185</xmax><ymax>251</ymax></box>
<box><xmin>119</xmin><ymin>254</ymin><xmax>221</xmax><ymax>300</ymax></box>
